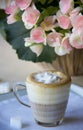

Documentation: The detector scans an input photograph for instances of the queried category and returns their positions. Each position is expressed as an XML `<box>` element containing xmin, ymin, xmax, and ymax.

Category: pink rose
<box><xmin>59</xmin><ymin>0</ymin><xmax>74</xmax><ymax>14</ymax></box>
<box><xmin>69</xmin><ymin>30</ymin><xmax>83</xmax><ymax>49</ymax></box>
<box><xmin>61</xmin><ymin>35</ymin><xmax>72</xmax><ymax>51</ymax></box>
<box><xmin>55</xmin><ymin>35</ymin><xmax>72</xmax><ymax>56</ymax></box>
<box><xmin>70</xmin><ymin>7</ymin><xmax>82</xmax><ymax>18</ymax></box>
<box><xmin>30</xmin><ymin>27</ymin><xmax>46</xmax><ymax>44</ymax></box>
<box><xmin>7</xmin><ymin>14</ymin><xmax>17</xmax><ymax>24</ymax></box>
<box><xmin>22</xmin><ymin>6</ymin><xmax>40</xmax><ymax>29</ymax></box>
<box><xmin>5</xmin><ymin>4</ymin><xmax>18</xmax><ymax>15</ymax></box>
<box><xmin>5</xmin><ymin>1</ymin><xmax>19</xmax><ymax>24</ymax></box>
<box><xmin>41</xmin><ymin>16</ymin><xmax>56</xmax><ymax>31</ymax></box>
<box><xmin>47</xmin><ymin>31</ymin><xmax>63</xmax><ymax>47</ymax></box>
<box><xmin>15</xmin><ymin>0</ymin><xmax>32</xmax><ymax>10</ymax></box>
<box><xmin>56</xmin><ymin>11</ymin><xmax>71</xmax><ymax>29</ymax></box>
<box><xmin>54</xmin><ymin>46</ymin><xmax>70</xmax><ymax>56</ymax></box>
<box><xmin>71</xmin><ymin>14</ymin><xmax>83</xmax><ymax>30</ymax></box>
<box><xmin>24</xmin><ymin>37</ymin><xmax>43</xmax><ymax>56</ymax></box>
<box><xmin>30</xmin><ymin>44</ymin><xmax>43</xmax><ymax>56</ymax></box>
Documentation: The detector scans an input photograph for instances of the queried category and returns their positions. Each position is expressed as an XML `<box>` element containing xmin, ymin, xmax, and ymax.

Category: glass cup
<box><xmin>13</xmin><ymin>70</ymin><xmax>71</xmax><ymax>127</ymax></box>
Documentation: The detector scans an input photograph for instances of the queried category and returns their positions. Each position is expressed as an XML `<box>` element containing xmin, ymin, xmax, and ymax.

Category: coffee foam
<box><xmin>34</xmin><ymin>72</ymin><xmax>62</xmax><ymax>84</ymax></box>
<box><xmin>26</xmin><ymin>71</ymin><xmax>71</xmax><ymax>88</ymax></box>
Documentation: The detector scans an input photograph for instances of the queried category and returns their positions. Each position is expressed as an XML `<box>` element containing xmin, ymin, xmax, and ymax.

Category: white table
<box><xmin>0</xmin><ymin>89</ymin><xmax>83</xmax><ymax>130</ymax></box>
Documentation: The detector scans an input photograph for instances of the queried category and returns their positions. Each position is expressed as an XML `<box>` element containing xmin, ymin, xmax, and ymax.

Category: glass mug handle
<box><xmin>13</xmin><ymin>82</ymin><xmax>31</xmax><ymax>108</ymax></box>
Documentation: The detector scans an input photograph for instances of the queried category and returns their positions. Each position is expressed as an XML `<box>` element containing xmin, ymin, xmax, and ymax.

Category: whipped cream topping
<box><xmin>34</xmin><ymin>72</ymin><xmax>62</xmax><ymax>84</ymax></box>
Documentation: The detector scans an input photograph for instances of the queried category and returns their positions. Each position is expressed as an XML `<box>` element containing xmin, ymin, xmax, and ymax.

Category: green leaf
<box><xmin>4</xmin><ymin>21</ymin><xmax>56</xmax><ymax>63</ymax></box>
<box><xmin>5</xmin><ymin>21</ymin><xmax>28</xmax><ymax>43</ymax></box>
<box><xmin>37</xmin><ymin>45</ymin><xmax>56</xmax><ymax>63</ymax></box>
<box><xmin>0</xmin><ymin>9</ymin><xmax>7</xmax><ymax>38</ymax></box>
<box><xmin>38</xmin><ymin>0</ymin><xmax>46</xmax><ymax>4</ymax></box>
<box><xmin>0</xmin><ymin>9</ymin><xmax>7</xmax><ymax>20</ymax></box>
<box><xmin>17</xmin><ymin>45</ymin><xmax>56</xmax><ymax>63</ymax></box>
<box><xmin>0</xmin><ymin>21</ymin><xmax>6</xmax><ymax>38</ymax></box>
<box><xmin>47</xmin><ymin>0</ymin><xmax>53</xmax><ymax>4</ymax></box>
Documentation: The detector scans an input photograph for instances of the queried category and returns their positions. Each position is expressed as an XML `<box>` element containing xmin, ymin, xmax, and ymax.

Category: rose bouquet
<box><xmin>5</xmin><ymin>0</ymin><xmax>83</xmax><ymax>63</ymax></box>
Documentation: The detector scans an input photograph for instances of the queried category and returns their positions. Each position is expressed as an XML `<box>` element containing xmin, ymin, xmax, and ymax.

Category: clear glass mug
<box><xmin>13</xmin><ymin>71</ymin><xmax>71</xmax><ymax>127</ymax></box>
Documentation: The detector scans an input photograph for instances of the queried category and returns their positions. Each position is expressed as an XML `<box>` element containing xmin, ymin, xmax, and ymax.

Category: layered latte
<box><xmin>26</xmin><ymin>70</ymin><xmax>71</xmax><ymax>126</ymax></box>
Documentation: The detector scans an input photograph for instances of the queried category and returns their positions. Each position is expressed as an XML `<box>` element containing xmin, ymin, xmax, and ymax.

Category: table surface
<box><xmin>0</xmin><ymin>89</ymin><xmax>83</xmax><ymax>130</ymax></box>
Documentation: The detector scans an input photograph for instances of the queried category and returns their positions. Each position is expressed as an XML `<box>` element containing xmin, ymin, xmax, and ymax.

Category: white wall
<box><xmin>0</xmin><ymin>35</ymin><xmax>41</xmax><ymax>82</ymax></box>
